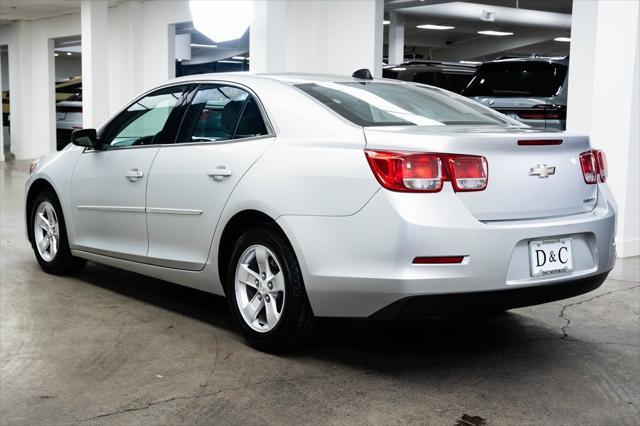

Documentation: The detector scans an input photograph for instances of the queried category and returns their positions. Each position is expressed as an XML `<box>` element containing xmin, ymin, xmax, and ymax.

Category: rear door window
<box><xmin>177</xmin><ymin>85</ymin><xmax>268</xmax><ymax>143</ymax></box>
<box><xmin>462</xmin><ymin>61</ymin><xmax>567</xmax><ymax>97</ymax></box>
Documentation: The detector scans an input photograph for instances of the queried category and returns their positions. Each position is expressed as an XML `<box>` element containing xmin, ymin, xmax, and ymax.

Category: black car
<box><xmin>382</xmin><ymin>61</ymin><xmax>477</xmax><ymax>94</ymax></box>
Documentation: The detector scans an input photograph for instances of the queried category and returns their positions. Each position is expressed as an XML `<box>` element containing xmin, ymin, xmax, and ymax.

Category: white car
<box><xmin>25</xmin><ymin>72</ymin><xmax>616</xmax><ymax>352</ymax></box>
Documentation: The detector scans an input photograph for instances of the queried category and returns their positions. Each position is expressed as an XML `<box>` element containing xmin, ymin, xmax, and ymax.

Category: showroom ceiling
<box><xmin>0</xmin><ymin>0</ymin><xmax>123</xmax><ymax>25</ymax></box>
<box><xmin>385</xmin><ymin>0</ymin><xmax>572</xmax><ymax>61</ymax></box>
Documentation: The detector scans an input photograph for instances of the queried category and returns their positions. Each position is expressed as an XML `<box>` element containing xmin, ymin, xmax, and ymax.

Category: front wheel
<box><xmin>30</xmin><ymin>191</ymin><xmax>86</xmax><ymax>275</ymax></box>
<box><xmin>226</xmin><ymin>227</ymin><xmax>317</xmax><ymax>352</ymax></box>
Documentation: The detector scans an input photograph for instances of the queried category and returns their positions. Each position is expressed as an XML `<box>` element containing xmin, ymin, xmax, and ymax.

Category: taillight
<box><xmin>364</xmin><ymin>150</ymin><xmax>488</xmax><ymax>193</ymax></box>
<box><xmin>594</xmin><ymin>149</ymin><xmax>607</xmax><ymax>182</ymax></box>
<box><xmin>447</xmin><ymin>156</ymin><xmax>488</xmax><ymax>191</ymax></box>
<box><xmin>515</xmin><ymin>104</ymin><xmax>566</xmax><ymax>120</ymax></box>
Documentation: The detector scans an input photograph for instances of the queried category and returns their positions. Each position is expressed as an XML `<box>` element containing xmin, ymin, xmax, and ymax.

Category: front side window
<box><xmin>100</xmin><ymin>85</ymin><xmax>189</xmax><ymax>149</ymax></box>
<box><xmin>177</xmin><ymin>85</ymin><xmax>268</xmax><ymax>143</ymax></box>
<box><xmin>296</xmin><ymin>81</ymin><xmax>509</xmax><ymax>127</ymax></box>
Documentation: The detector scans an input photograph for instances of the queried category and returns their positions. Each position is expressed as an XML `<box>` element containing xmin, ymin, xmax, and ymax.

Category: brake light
<box><xmin>364</xmin><ymin>150</ymin><xmax>488</xmax><ymax>193</ymax></box>
<box><xmin>447</xmin><ymin>156</ymin><xmax>488</xmax><ymax>191</ymax></box>
<box><xmin>594</xmin><ymin>149</ymin><xmax>607</xmax><ymax>182</ymax></box>
<box><xmin>413</xmin><ymin>256</ymin><xmax>465</xmax><ymax>264</ymax></box>
<box><xmin>515</xmin><ymin>104</ymin><xmax>566</xmax><ymax>120</ymax></box>
<box><xmin>579</xmin><ymin>151</ymin><xmax>598</xmax><ymax>184</ymax></box>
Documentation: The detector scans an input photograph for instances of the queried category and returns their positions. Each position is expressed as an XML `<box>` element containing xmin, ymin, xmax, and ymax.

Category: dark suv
<box><xmin>382</xmin><ymin>61</ymin><xmax>476</xmax><ymax>94</ymax></box>
<box><xmin>462</xmin><ymin>57</ymin><xmax>569</xmax><ymax>130</ymax></box>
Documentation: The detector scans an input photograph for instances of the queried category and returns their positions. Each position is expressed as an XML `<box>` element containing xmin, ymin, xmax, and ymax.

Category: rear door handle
<box><xmin>208</xmin><ymin>167</ymin><xmax>232</xmax><ymax>178</ymax></box>
<box><xmin>125</xmin><ymin>169</ymin><xmax>144</xmax><ymax>181</ymax></box>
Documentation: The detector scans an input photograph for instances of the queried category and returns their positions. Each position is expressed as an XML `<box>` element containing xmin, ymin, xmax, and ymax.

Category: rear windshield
<box><xmin>296</xmin><ymin>81</ymin><xmax>508</xmax><ymax>127</ymax></box>
<box><xmin>462</xmin><ymin>61</ymin><xmax>567</xmax><ymax>97</ymax></box>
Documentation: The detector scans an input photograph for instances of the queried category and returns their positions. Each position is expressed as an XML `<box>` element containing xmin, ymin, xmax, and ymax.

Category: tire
<box><xmin>29</xmin><ymin>190</ymin><xmax>86</xmax><ymax>275</ymax></box>
<box><xmin>226</xmin><ymin>226</ymin><xmax>317</xmax><ymax>352</ymax></box>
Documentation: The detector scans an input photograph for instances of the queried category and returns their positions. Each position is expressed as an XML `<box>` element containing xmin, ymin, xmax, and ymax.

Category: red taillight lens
<box><xmin>364</xmin><ymin>151</ymin><xmax>443</xmax><ymax>192</ymax></box>
<box><xmin>413</xmin><ymin>256</ymin><xmax>465</xmax><ymax>264</ymax></box>
<box><xmin>579</xmin><ymin>149</ymin><xmax>608</xmax><ymax>184</ymax></box>
<box><xmin>448</xmin><ymin>156</ymin><xmax>488</xmax><ymax>191</ymax></box>
<box><xmin>516</xmin><ymin>104</ymin><xmax>566</xmax><ymax>120</ymax></box>
<box><xmin>364</xmin><ymin>150</ymin><xmax>488</xmax><ymax>193</ymax></box>
<box><xmin>579</xmin><ymin>151</ymin><xmax>598</xmax><ymax>184</ymax></box>
<box><xmin>594</xmin><ymin>149</ymin><xmax>607</xmax><ymax>182</ymax></box>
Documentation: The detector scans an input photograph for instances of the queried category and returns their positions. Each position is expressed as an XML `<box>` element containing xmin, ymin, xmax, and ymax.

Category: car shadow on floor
<box><xmin>75</xmin><ymin>261</ymin><xmax>565</xmax><ymax>367</ymax></box>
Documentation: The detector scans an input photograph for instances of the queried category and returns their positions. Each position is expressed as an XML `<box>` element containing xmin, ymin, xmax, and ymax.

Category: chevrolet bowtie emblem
<box><xmin>529</xmin><ymin>164</ymin><xmax>556</xmax><ymax>178</ymax></box>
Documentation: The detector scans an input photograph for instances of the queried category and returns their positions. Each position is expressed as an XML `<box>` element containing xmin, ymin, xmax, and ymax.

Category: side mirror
<box><xmin>71</xmin><ymin>128</ymin><xmax>99</xmax><ymax>149</ymax></box>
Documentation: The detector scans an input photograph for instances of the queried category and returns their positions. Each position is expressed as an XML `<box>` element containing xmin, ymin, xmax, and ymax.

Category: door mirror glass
<box><xmin>71</xmin><ymin>128</ymin><xmax>98</xmax><ymax>148</ymax></box>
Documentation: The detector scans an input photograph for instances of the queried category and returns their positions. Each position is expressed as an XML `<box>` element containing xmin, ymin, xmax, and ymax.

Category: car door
<box><xmin>145</xmin><ymin>84</ymin><xmax>274</xmax><ymax>270</ymax></box>
<box><xmin>69</xmin><ymin>84</ymin><xmax>191</xmax><ymax>260</ymax></box>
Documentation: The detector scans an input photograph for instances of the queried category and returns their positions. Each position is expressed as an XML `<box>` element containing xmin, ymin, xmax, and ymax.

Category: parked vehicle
<box><xmin>56</xmin><ymin>93</ymin><xmax>83</xmax><ymax>151</ymax></box>
<box><xmin>2</xmin><ymin>76</ymin><xmax>82</xmax><ymax>126</ymax></box>
<box><xmin>383</xmin><ymin>61</ymin><xmax>476</xmax><ymax>93</ymax></box>
<box><xmin>25</xmin><ymin>72</ymin><xmax>615</xmax><ymax>352</ymax></box>
<box><xmin>462</xmin><ymin>57</ymin><xmax>568</xmax><ymax>130</ymax></box>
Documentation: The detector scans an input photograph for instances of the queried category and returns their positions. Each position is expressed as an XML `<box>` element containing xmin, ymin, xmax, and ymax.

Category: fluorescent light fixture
<box><xmin>217</xmin><ymin>60</ymin><xmax>242</xmax><ymax>64</ymax></box>
<box><xmin>189</xmin><ymin>0</ymin><xmax>253</xmax><ymax>43</ymax></box>
<box><xmin>390</xmin><ymin>67</ymin><xmax>406</xmax><ymax>71</ymax></box>
<box><xmin>232</xmin><ymin>56</ymin><xmax>247</xmax><ymax>60</ymax></box>
<box><xmin>66</xmin><ymin>52</ymin><xmax>72</xmax><ymax>56</ymax></box>
<box><xmin>554</xmin><ymin>37</ymin><xmax>571</xmax><ymax>42</ymax></box>
<box><xmin>191</xmin><ymin>43</ymin><xmax>219</xmax><ymax>49</ymax></box>
<box><xmin>383</xmin><ymin>20</ymin><xmax>390</xmax><ymax>25</ymax></box>
<box><xmin>459</xmin><ymin>60</ymin><xmax>482</xmax><ymax>65</ymax></box>
<box><xmin>54</xmin><ymin>53</ymin><xmax>59</xmax><ymax>57</ymax></box>
<box><xmin>417</xmin><ymin>24</ymin><xmax>455</xmax><ymax>30</ymax></box>
<box><xmin>478</xmin><ymin>30</ymin><xmax>514</xmax><ymax>36</ymax></box>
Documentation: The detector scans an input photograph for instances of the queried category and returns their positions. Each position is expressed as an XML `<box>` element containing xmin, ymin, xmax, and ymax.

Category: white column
<box><xmin>250</xmin><ymin>0</ymin><xmax>384</xmax><ymax>77</ymax></box>
<box><xmin>0</xmin><ymin>48</ymin><xmax>4</xmax><ymax>162</ymax></box>
<box><xmin>388</xmin><ymin>13</ymin><xmax>405</xmax><ymax>66</ymax></box>
<box><xmin>81</xmin><ymin>0</ymin><xmax>109</xmax><ymax>129</ymax></box>
<box><xmin>567</xmin><ymin>0</ymin><xmax>640</xmax><ymax>257</ymax></box>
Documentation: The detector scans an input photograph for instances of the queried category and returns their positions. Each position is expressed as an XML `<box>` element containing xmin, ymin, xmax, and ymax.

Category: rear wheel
<box><xmin>30</xmin><ymin>191</ymin><xmax>86</xmax><ymax>275</ymax></box>
<box><xmin>226</xmin><ymin>227</ymin><xmax>317</xmax><ymax>352</ymax></box>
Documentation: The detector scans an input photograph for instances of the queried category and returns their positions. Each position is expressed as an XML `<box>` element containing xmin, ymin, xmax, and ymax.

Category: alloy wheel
<box><xmin>34</xmin><ymin>201</ymin><xmax>60</xmax><ymax>262</ymax></box>
<box><xmin>234</xmin><ymin>244</ymin><xmax>286</xmax><ymax>332</ymax></box>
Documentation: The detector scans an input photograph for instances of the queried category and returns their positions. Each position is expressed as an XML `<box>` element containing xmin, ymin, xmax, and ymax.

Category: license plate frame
<box><xmin>529</xmin><ymin>238</ymin><xmax>573</xmax><ymax>277</ymax></box>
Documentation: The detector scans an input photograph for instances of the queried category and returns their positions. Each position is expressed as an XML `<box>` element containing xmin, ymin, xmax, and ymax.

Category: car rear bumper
<box><xmin>278</xmin><ymin>183</ymin><xmax>616</xmax><ymax>318</ymax></box>
<box><xmin>370</xmin><ymin>271</ymin><xmax>608</xmax><ymax>318</ymax></box>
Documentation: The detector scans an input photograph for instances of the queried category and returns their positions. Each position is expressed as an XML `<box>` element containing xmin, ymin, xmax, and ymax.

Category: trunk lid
<box><xmin>364</xmin><ymin>126</ymin><xmax>597</xmax><ymax>221</ymax></box>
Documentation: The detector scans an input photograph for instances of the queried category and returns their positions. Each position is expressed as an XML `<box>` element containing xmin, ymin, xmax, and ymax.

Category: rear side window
<box><xmin>177</xmin><ymin>85</ymin><xmax>268</xmax><ymax>143</ymax></box>
<box><xmin>462</xmin><ymin>62</ymin><xmax>567</xmax><ymax>97</ymax></box>
<box><xmin>296</xmin><ymin>81</ymin><xmax>508</xmax><ymax>127</ymax></box>
<box><xmin>412</xmin><ymin>71</ymin><xmax>436</xmax><ymax>86</ymax></box>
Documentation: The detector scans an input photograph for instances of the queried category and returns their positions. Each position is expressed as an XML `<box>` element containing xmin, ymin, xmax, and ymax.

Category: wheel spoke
<box><xmin>49</xmin><ymin>236</ymin><xmax>58</xmax><ymax>257</ymax></box>
<box><xmin>38</xmin><ymin>237</ymin><xmax>50</xmax><ymax>252</ymax></box>
<box><xmin>265</xmin><ymin>298</ymin><xmax>281</xmax><ymax>326</ymax></box>
<box><xmin>255</xmin><ymin>246</ymin><xmax>271</xmax><ymax>278</ymax></box>
<box><xmin>269</xmin><ymin>272</ymin><xmax>285</xmax><ymax>293</ymax></box>
<box><xmin>237</xmin><ymin>264</ymin><xmax>260</xmax><ymax>289</ymax></box>
<box><xmin>37</xmin><ymin>213</ymin><xmax>50</xmax><ymax>229</ymax></box>
<box><xmin>243</xmin><ymin>294</ymin><xmax>264</xmax><ymax>322</ymax></box>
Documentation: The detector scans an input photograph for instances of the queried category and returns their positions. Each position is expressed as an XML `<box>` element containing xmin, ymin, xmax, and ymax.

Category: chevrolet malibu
<box><xmin>25</xmin><ymin>72</ymin><xmax>616</xmax><ymax>352</ymax></box>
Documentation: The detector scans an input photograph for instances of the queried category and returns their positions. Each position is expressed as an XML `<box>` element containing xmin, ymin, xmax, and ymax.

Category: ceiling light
<box><xmin>191</xmin><ymin>43</ymin><xmax>219</xmax><ymax>48</ymax></box>
<box><xmin>232</xmin><ymin>56</ymin><xmax>247</xmax><ymax>60</ymax></box>
<box><xmin>189</xmin><ymin>0</ymin><xmax>253</xmax><ymax>43</ymax></box>
<box><xmin>459</xmin><ymin>60</ymin><xmax>482</xmax><ymax>65</ymax></box>
<box><xmin>478</xmin><ymin>30</ymin><xmax>514</xmax><ymax>36</ymax></box>
<box><xmin>390</xmin><ymin>67</ymin><xmax>406</xmax><ymax>71</ymax></box>
<box><xmin>66</xmin><ymin>52</ymin><xmax>72</xmax><ymax>56</ymax></box>
<box><xmin>417</xmin><ymin>24</ymin><xmax>455</xmax><ymax>30</ymax></box>
<box><xmin>54</xmin><ymin>53</ymin><xmax>59</xmax><ymax>57</ymax></box>
<box><xmin>383</xmin><ymin>20</ymin><xmax>390</xmax><ymax>25</ymax></box>
<box><xmin>218</xmin><ymin>60</ymin><xmax>242</xmax><ymax>64</ymax></box>
<box><xmin>554</xmin><ymin>37</ymin><xmax>571</xmax><ymax>42</ymax></box>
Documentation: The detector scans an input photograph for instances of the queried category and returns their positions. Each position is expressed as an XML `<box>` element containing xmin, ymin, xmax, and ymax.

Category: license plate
<box><xmin>529</xmin><ymin>238</ymin><xmax>573</xmax><ymax>277</ymax></box>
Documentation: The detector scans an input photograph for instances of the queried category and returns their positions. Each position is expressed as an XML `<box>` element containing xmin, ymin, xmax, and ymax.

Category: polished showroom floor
<box><xmin>1</xmin><ymin>159</ymin><xmax>639</xmax><ymax>425</ymax></box>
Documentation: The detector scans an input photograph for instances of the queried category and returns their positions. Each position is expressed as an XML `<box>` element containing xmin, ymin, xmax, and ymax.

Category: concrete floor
<box><xmin>1</xmin><ymin>159</ymin><xmax>639</xmax><ymax>426</ymax></box>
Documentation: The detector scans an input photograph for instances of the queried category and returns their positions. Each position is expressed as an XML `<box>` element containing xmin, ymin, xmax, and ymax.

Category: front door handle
<box><xmin>125</xmin><ymin>169</ymin><xmax>144</xmax><ymax>181</ymax></box>
<box><xmin>208</xmin><ymin>167</ymin><xmax>232</xmax><ymax>179</ymax></box>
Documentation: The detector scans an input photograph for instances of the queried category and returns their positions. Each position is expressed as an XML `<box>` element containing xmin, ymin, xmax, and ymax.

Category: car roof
<box><xmin>165</xmin><ymin>72</ymin><xmax>407</xmax><ymax>87</ymax></box>
<box><xmin>483</xmin><ymin>56</ymin><xmax>569</xmax><ymax>66</ymax></box>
